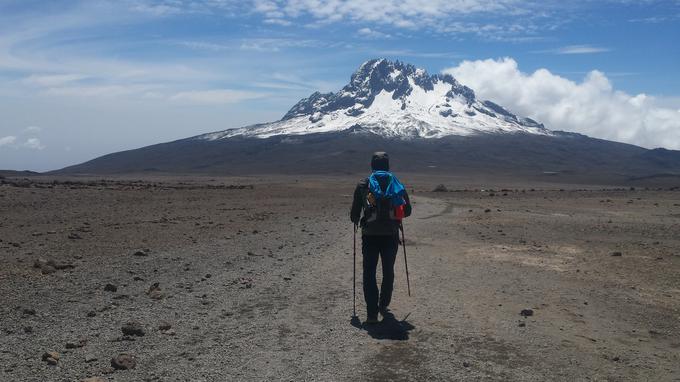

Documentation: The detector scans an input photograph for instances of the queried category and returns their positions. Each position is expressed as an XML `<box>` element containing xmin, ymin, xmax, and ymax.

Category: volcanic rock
<box><xmin>111</xmin><ymin>353</ymin><xmax>136</xmax><ymax>370</ymax></box>
<box><xmin>81</xmin><ymin>377</ymin><xmax>107</xmax><ymax>382</ymax></box>
<box><xmin>121</xmin><ymin>322</ymin><xmax>145</xmax><ymax>337</ymax></box>
<box><xmin>158</xmin><ymin>322</ymin><xmax>172</xmax><ymax>331</ymax></box>
<box><xmin>42</xmin><ymin>351</ymin><xmax>60</xmax><ymax>365</ymax></box>
<box><xmin>146</xmin><ymin>282</ymin><xmax>164</xmax><ymax>300</ymax></box>
<box><xmin>65</xmin><ymin>338</ymin><xmax>87</xmax><ymax>349</ymax></box>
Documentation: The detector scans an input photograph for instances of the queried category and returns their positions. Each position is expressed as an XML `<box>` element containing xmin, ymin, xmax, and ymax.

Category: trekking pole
<box><xmin>400</xmin><ymin>223</ymin><xmax>411</xmax><ymax>297</ymax></box>
<box><xmin>353</xmin><ymin>224</ymin><xmax>358</xmax><ymax>317</ymax></box>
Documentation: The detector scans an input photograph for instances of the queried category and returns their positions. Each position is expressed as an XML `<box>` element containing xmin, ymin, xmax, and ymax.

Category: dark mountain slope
<box><xmin>53</xmin><ymin>58</ymin><xmax>680</xmax><ymax>184</ymax></box>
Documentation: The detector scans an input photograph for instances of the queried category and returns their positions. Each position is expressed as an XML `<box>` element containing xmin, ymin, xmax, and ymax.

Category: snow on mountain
<box><xmin>198</xmin><ymin>58</ymin><xmax>550</xmax><ymax>141</ymax></box>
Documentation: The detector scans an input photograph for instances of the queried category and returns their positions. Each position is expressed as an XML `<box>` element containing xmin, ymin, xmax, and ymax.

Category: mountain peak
<box><xmin>350</xmin><ymin>58</ymin><xmax>458</xmax><ymax>90</ymax></box>
<box><xmin>282</xmin><ymin>58</ymin><xmax>476</xmax><ymax>121</ymax></box>
<box><xmin>201</xmin><ymin>58</ymin><xmax>547</xmax><ymax>140</ymax></box>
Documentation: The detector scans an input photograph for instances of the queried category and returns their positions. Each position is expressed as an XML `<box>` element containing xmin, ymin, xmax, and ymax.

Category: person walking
<box><xmin>350</xmin><ymin>152</ymin><xmax>412</xmax><ymax>324</ymax></box>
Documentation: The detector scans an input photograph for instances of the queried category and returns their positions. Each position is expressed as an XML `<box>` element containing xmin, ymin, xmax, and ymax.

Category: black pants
<box><xmin>362</xmin><ymin>234</ymin><xmax>399</xmax><ymax>317</ymax></box>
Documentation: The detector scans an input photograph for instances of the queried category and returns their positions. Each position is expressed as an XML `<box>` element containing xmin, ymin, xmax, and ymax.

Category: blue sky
<box><xmin>0</xmin><ymin>0</ymin><xmax>679</xmax><ymax>171</ymax></box>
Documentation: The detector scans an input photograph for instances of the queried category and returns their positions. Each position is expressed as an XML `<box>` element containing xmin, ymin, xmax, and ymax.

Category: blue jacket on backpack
<box><xmin>368</xmin><ymin>171</ymin><xmax>406</xmax><ymax>206</ymax></box>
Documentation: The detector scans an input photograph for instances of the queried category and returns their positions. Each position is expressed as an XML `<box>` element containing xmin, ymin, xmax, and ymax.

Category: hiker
<box><xmin>350</xmin><ymin>152</ymin><xmax>412</xmax><ymax>324</ymax></box>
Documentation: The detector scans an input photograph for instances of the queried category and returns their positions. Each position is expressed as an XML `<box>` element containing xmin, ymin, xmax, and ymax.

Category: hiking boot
<box><xmin>378</xmin><ymin>306</ymin><xmax>392</xmax><ymax>317</ymax></box>
<box><xmin>365</xmin><ymin>315</ymin><xmax>379</xmax><ymax>324</ymax></box>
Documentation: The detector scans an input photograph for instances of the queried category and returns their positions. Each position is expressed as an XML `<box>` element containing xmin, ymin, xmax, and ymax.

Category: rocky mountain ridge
<box><xmin>198</xmin><ymin>58</ymin><xmax>547</xmax><ymax>140</ymax></box>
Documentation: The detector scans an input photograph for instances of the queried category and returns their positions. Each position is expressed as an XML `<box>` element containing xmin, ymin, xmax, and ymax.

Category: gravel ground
<box><xmin>0</xmin><ymin>175</ymin><xmax>679</xmax><ymax>381</ymax></box>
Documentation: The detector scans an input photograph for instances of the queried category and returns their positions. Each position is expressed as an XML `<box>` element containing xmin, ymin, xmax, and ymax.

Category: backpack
<box><xmin>363</xmin><ymin>171</ymin><xmax>406</xmax><ymax>224</ymax></box>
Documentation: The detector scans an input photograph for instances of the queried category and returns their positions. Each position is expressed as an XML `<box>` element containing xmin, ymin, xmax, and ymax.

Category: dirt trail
<box><xmin>1</xmin><ymin>176</ymin><xmax>679</xmax><ymax>381</ymax></box>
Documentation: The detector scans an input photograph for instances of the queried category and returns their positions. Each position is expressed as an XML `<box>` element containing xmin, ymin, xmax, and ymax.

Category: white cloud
<box><xmin>23</xmin><ymin>138</ymin><xmax>45</xmax><ymax>150</ymax></box>
<box><xmin>42</xmin><ymin>84</ymin><xmax>156</xmax><ymax>98</ymax></box>
<box><xmin>239</xmin><ymin>38</ymin><xmax>319</xmax><ymax>52</ymax></box>
<box><xmin>170</xmin><ymin>89</ymin><xmax>267</xmax><ymax>104</ymax></box>
<box><xmin>357</xmin><ymin>27</ymin><xmax>391</xmax><ymax>39</ymax></box>
<box><xmin>23</xmin><ymin>126</ymin><xmax>42</xmax><ymax>133</ymax></box>
<box><xmin>375</xmin><ymin>49</ymin><xmax>460</xmax><ymax>59</ymax></box>
<box><xmin>0</xmin><ymin>135</ymin><xmax>45</xmax><ymax>150</ymax></box>
<box><xmin>629</xmin><ymin>14</ymin><xmax>680</xmax><ymax>23</ymax></box>
<box><xmin>0</xmin><ymin>136</ymin><xmax>17</xmax><ymax>147</ymax></box>
<box><xmin>129</xmin><ymin>3</ymin><xmax>183</xmax><ymax>17</ymax></box>
<box><xmin>443</xmin><ymin>57</ymin><xmax>680</xmax><ymax>149</ymax></box>
<box><xmin>248</xmin><ymin>0</ymin><xmax>544</xmax><ymax>40</ymax></box>
<box><xmin>538</xmin><ymin>45</ymin><xmax>611</xmax><ymax>55</ymax></box>
<box><xmin>260</xmin><ymin>0</ymin><xmax>520</xmax><ymax>23</ymax></box>
<box><xmin>177</xmin><ymin>41</ymin><xmax>231</xmax><ymax>51</ymax></box>
<box><xmin>263</xmin><ymin>18</ymin><xmax>293</xmax><ymax>26</ymax></box>
<box><xmin>23</xmin><ymin>74</ymin><xmax>89</xmax><ymax>87</ymax></box>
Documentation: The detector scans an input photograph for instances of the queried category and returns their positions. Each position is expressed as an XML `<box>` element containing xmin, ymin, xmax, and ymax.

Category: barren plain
<box><xmin>1</xmin><ymin>174</ymin><xmax>679</xmax><ymax>381</ymax></box>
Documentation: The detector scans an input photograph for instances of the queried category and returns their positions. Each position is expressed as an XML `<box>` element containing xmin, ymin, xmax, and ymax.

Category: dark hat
<box><xmin>371</xmin><ymin>151</ymin><xmax>389</xmax><ymax>171</ymax></box>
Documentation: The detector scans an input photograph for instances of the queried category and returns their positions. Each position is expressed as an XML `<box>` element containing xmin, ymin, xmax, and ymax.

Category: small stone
<box><xmin>66</xmin><ymin>338</ymin><xmax>87</xmax><ymax>349</ymax></box>
<box><xmin>121</xmin><ymin>322</ymin><xmax>145</xmax><ymax>336</ymax></box>
<box><xmin>68</xmin><ymin>232</ymin><xmax>82</xmax><ymax>240</ymax></box>
<box><xmin>41</xmin><ymin>265</ymin><xmax>56</xmax><ymax>275</ymax></box>
<box><xmin>520</xmin><ymin>309</ymin><xmax>534</xmax><ymax>317</ymax></box>
<box><xmin>432</xmin><ymin>184</ymin><xmax>448</xmax><ymax>192</ymax></box>
<box><xmin>161</xmin><ymin>328</ymin><xmax>176</xmax><ymax>336</ymax></box>
<box><xmin>82</xmin><ymin>377</ymin><xmax>107</xmax><ymax>382</ymax></box>
<box><xmin>104</xmin><ymin>283</ymin><xmax>117</xmax><ymax>292</ymax></box>
<box><xmin>84</xmin><ymin>353</ymin><xmax>98</xmax><ymax>363</ymax></box>
<box><xmin>611</xmin><ymin>251</ymin><xmax>622</xmax><ymax>257</ymax></box>
<box><xmin>132</xmin><ymin>250</ymin><xmax>148</xmax><ymax>257</ymax></box>
<box><xmin>22</xmin><ymin>308</ymin><xmax>36</xmax><ymax>315</ymax></box>
<box><xmin>158</xmin><ymin>322</ymin><xmax>172</xmax><ymax>331</ymax></box>
<box><xmin>87</xmin><ymin>311</ymin><xmax>96</xmax><ymax>317</ymax></box>
<box><xmin>518</xmin><ymin>322</ymin><xmax>526</xmax><ymax>327</ymax></box>
<box><xmin>111</xmin><ymin>353</ymin><xmax>136</xmax><ymax>370</ymax></box>
<box><xmin>50</xmin><ymin>260</ymin><xmax>75</xmax><ymax>270</ymax></box>
<box><xmin>463</xmin><ymin>361</ymin><xmax>471</xmax><ymax>367</ymax></box>
<box><xmin>42</xmin><ymin>351</ymin><xmax>60</xmax><ymax>365</ymax></box>
<box><xmin>484</xmin><ymin>209</ymin><xmax>491</xmax><ymax>213</ymax></box>
<box><xmin>147</xmin><ymin>282</ymin><xmax>164</xmax><ymax>300</ymax></box>
<box><xmin>42</xmin><ymin>351</ymin><xmax>60</xmax><ymax>361</ymax></box>
<box><xmin>23</xmin><ymin>326</ymin><xmax>33</xmax><ymax>333</ymax></box>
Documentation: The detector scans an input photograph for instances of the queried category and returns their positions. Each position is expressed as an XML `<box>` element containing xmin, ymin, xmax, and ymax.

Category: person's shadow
<box><xmin>350</xmin><ymin>311</ymin><xmax>415</xmax><ymax>340</ymax></box>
